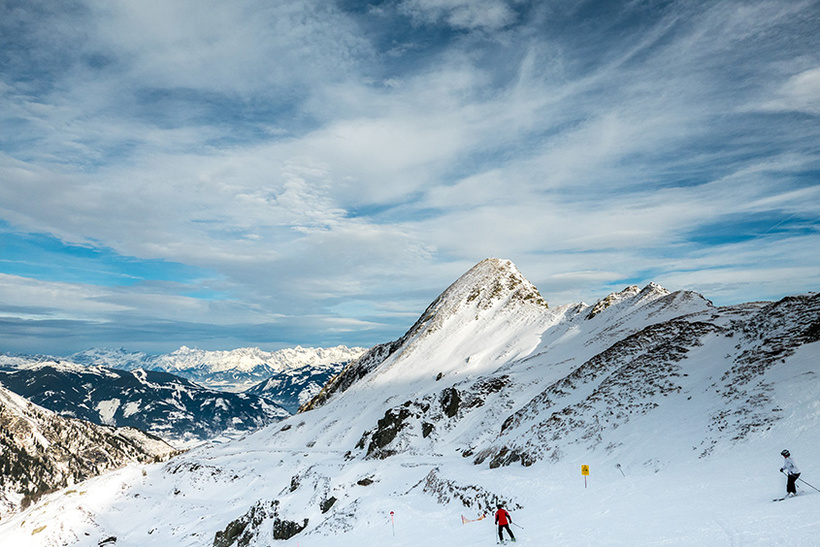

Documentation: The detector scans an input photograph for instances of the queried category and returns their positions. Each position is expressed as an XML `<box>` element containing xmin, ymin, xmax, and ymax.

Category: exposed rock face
<box><xmin>300</xmin><ymin>341</ymin><xmax>401</xmax><ymax>412</ymax></box>
<box><xmin>212</xmin><ymin>499</ymin><xmax>308</xmax><ymax>546</ymax></box>
<box><xmin>0</xmin><ymin>384</ymin><xmax>177</xmax><ymax>518</ymax></box>
<box><xmin>418</xmin><ymin>468</ymin><xmax>519</xmax><ymax>515</ymax></box>
<box><xmin>585</xmin><ymin>283</ymin><xmax>670</xmax><ymax>319</ymax></box>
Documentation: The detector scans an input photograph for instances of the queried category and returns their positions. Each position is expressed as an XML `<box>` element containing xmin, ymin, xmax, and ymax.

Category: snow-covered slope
<box><xmin>1</xmin><ymin>258</ymin><xmax>818</xmax><ymax>546</ymax></box>
<box><xmin>70</xmin><ymin>345</ymin><xmax>366</xmax><ymax>393</ymax></box>
<box><xmin>0</xmin><ymin>360</ymin><xmax>289</xmax><ymax>446</ymax></box>
<box><xmin>0</xmin><ymin>383</ymin><xmax>177</xmax><ymax>520</ymax></box>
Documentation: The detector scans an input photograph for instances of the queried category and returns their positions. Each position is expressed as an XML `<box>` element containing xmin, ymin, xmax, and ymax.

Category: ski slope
<box><xmin>2</xmin><ymin>425</ymin><xmax>817</xmax><ymax>546</ymax></box>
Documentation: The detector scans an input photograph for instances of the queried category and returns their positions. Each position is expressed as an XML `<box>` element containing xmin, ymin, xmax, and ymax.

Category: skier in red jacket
<box><xmin>494</xmin><ymin>504</ymin><xmax>516</xmax><ymax>543</ymax></box>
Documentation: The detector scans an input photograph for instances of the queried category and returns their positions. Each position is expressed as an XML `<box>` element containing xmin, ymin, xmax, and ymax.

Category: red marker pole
<box><xmin>390</xmin><ymin>511</ymin><xmax>395</xmax><ymax>537</ymax></box>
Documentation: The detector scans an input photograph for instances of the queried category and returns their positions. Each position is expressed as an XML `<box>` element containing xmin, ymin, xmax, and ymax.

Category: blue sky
<box><xmin>1</xmin><ymin>0</ymin><xmax>818</xmax><ymax>355</ymax></box>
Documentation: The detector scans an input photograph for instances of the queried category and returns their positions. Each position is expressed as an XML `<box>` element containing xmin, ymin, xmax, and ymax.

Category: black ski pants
<box><xmin>498</xmin><ymin>524</ymin><xmax>515</xmax><ymax>541</ymax></box>
<box><xmin>787</xmin><ymin>473</ymin><xmax>800</xmax><ymax>495</ymax></box>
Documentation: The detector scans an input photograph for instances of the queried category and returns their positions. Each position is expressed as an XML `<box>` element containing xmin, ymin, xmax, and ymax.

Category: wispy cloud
<box><xmin>0</xmin><ymin>0</ymin><xmax>817</xmax><ymax>353</ymax></box>
<box><xmin>398</xmin><ymin>0</ymin><xmax>519</xmax><ymax>31</ymax></box>
<box><xmin>757</xmin><ymin>67</ymin><xmax>820</xmax><ymax>114</ymax></box>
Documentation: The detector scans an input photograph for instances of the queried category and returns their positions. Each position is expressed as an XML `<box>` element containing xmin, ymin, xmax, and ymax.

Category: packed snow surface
<box><xmin>2</xmin><ymin>416</ymin><xmax>818</xmax><ymax>546</ymax></box>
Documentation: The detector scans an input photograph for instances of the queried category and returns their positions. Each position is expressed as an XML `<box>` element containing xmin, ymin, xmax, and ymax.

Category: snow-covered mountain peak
<box><xmin>638</xmin><ymin>281</ymin><xmax>670</xmax><ymax>298</ymax></box>
<box><xmin>409</xmin><ymin>258</ymin><xmax>548</xmax><ymax>337</ymax></box>
<box><xmin>157</xmin><ymin>345</ymin><xmax>364</xmax><ymax>376</ymax></box>
<box><xmin>166</xmin><ymin>345</ymin><xmax>272</xmax><ymax>365</ymax></box>
<box><xmin>0</xmin><ymin>356</ymin><xmax>118</xmax><ymax>379</ymax></box>
<box><xmin>304</xmin><ymin>259</ymin><xmax>557</xmax><ymax>410</ymax></box>
<box><xmin>585</xmin><ymin>285</ymin><xmax>638</xmax><ymax>319</ymax></box>
<box><xmin>70</xmin><ymin>347</ymin><xmax>152</xmax><ymax>369</ymax></box>
<box><xmin>440</xmin><ymin>257</ymin><xmax>548</xmax><ymax>312</ymax></box>
<box><xmin>585</xmin><ymin>282</ymin><xmax>671</xmax><ymax>319</ymax></box>
<box><xmin>66</xmin><ymin>345</ymin><xmax>367</xmax><ymax>393</ymax></box>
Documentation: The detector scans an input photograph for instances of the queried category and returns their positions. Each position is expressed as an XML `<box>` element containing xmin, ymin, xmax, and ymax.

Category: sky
<box><xmin>0</xmin><ymin>0</ymin><xmax>818</xmax><ymax>356</ymax></box>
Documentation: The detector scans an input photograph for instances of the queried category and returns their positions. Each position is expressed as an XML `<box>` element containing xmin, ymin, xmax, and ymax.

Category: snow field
<box><xmin>3</xmin><ymin>432</ymin><xmax>818</xmax><ymax>547</ymax></box>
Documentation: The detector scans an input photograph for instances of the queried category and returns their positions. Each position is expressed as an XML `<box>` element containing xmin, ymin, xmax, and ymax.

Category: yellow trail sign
<box><xmin>581</xmin><ymin>465</ymin><xmax>590</xmax><ymax>476</ymax></box>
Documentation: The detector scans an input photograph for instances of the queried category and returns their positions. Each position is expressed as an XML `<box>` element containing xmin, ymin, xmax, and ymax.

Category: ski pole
<box><xmin>798</xmin><ymin>477</ymin><xmax>820</xmax><ymax>493</ymax></box>
<box><xmin>781</xmin><ymin>470</ymin><xmax>820</xmax><ymax>493</ymax></box>
<box><xmin>512</xmin><ymin>522</ymin><xmax>524</xmax><ymax>530</ymax></box>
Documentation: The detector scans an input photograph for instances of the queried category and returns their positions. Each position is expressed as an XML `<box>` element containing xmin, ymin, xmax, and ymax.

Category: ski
<box><xmin>773</xmin><ymin>493</ymin><xmax>802</xmax><ymax>502</ymax></box>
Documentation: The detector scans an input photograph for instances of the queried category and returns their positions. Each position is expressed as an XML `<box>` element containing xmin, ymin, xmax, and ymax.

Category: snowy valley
<box><xmin>1</xmin><ymin>258</ymin><xmax>818</xmax><ymax>546</ymax></box>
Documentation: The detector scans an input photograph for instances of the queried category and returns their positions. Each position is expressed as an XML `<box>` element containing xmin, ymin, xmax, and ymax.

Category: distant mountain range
<box><xmin>0</xmin><ymin>359</ymin><xmax>290</xmax><ymax>446</ymax></box>
<box><xmin>0</xmin><ymin>345</ymin><xmax>366</xmax><ymax>521</ymax></box>
<box><xmin>68</xmin><ymin>345</ymin><xmax>366</xmax><ymax>392</ymax></box>
<box><xmin>0</xmin><ymin>383</ymin><xmax>176</xmax><ymax>519</ymax></box>
<box><xmin>0</xmin><ymin>345</ymin><xmax>366</xmax><ymax>445</ymax></box>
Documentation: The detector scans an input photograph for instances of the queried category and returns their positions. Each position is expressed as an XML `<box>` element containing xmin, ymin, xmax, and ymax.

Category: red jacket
<box><xmin>495</xmin><ymin>508</ymin><xmax>511</xmax><ymax>526</ymax></box>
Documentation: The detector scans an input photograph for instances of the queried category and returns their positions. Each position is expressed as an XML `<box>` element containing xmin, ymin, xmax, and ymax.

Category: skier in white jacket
<box><xmin>780</xmin><ymin>449</ymin><xmax>801</xmax><ymax>497</ymax></box>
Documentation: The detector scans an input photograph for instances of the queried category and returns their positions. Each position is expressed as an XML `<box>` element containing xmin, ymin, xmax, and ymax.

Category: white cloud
<box><xmin>0</xmin><ymin>274</ymin><xmax>129</xmax><ymax>320</ymax></box>
<box><xmin>399</xmin><ymin>0</ymin><xmax>517</xmax><ymax>31</ymax></box>
<box><xmin>758</xmin><ymin>67</ymin><xmax>820</xmax><ymax>114</ymax></box>
<box><xmin>85</xmin><ymin>0</ymin><xmax>369</xmax><ymax>94</ymax></box>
